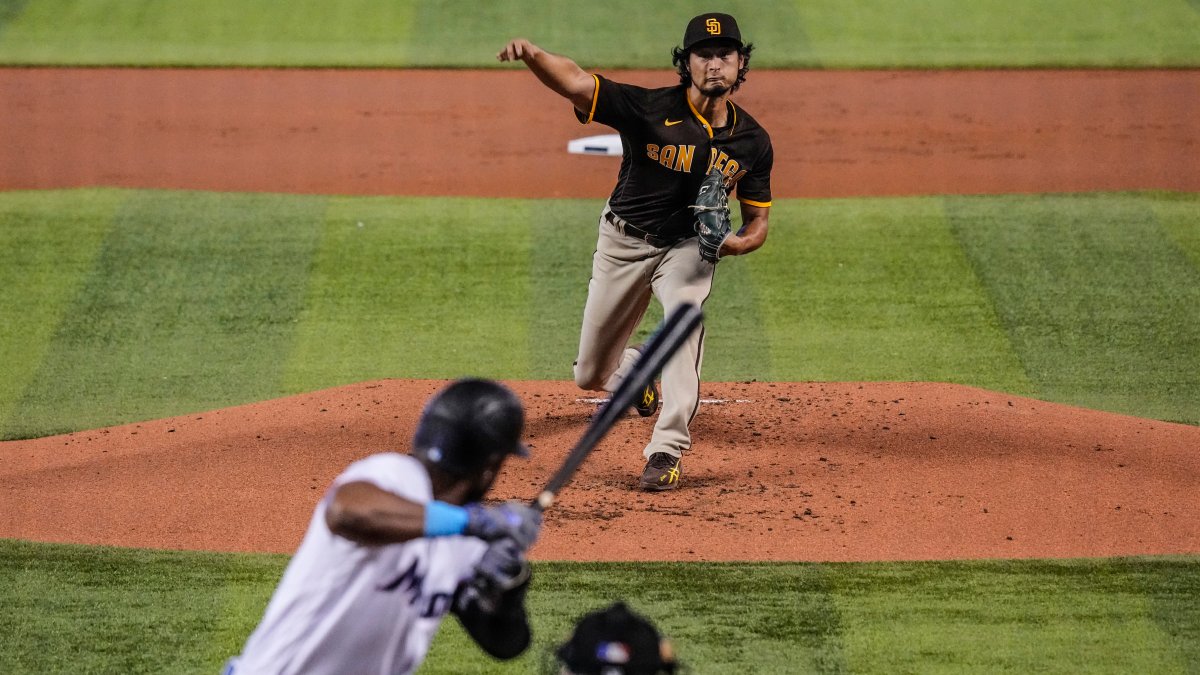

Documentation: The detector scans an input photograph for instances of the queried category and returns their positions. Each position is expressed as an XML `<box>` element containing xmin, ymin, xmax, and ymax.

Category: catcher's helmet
<box><xmin>556</xmin><ymin>602</ymin><xmax>677</xmax><ymax>675</ymax></box>
<box><xmin>413</xmin><ymin>378</ymin><xmax>528</xmax><ymax>477</ymax></box>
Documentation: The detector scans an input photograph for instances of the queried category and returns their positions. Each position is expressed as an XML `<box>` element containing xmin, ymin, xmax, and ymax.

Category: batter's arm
<box><xmin>324</xmin><ymin>481</ymin><xmax>426</xmax><ymax>546</ymax></box>
<box><xmin>721</xmin><ymin>202</ymin><xmax>770</xmax><ymax>256</ymax></box>
<box><xmin>497</xmin><ymin>39</ymin><xmax>595</xmax><ymax>113</ymax></box>
<box><xmin>326</xmin><ymin>481</ymin><xmax>540</xmax><ymax>547</ymax></box>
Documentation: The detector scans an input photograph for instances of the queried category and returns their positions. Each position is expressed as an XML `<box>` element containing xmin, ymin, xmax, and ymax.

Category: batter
<box><xmin>499</xmin><ymin>13</ymin><xmax>774</xmax><ymax>490</ymax></box>
<box><xmin>227</xmin><ymin>379</ymin><xmax>541</xmax><ymax>674</ymax></box>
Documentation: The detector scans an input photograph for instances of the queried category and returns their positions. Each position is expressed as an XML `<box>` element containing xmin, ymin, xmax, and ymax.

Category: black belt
<box><xmin>604</xmin><ymin>211</ymin><xmax>685</xmax><ymax>248</ymax></box>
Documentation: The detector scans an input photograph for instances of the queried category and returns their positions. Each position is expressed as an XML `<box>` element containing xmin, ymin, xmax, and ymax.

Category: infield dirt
<box><xmin>2</xmin><ymin>380</ymin><xmax>1198</xmax><ymax>562</ymax></box>
<box><xmin>1</xmin><ymin>68</ymin><xmax>1197</xmax><ymax>561</ymax></box>
<box><xmin>1</xmin><ymin>68</ymin><xmax>1197</xmax><ymax>197</ymax></box>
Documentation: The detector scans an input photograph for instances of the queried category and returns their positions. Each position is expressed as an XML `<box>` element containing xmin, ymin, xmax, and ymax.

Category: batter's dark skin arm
<box><xmin>723</xmin><ymin>203</ymin><xmax>769</xmax><ymax>256</ymax></box>
<box><xmin>497</xmin><ymin>39</ymin><xmax>595</xmax><ymax>113</ymax></box>
<box><xmin>325</xmin><ymin>472</ymin><xmax>482</xmax><ymax>546</ymax></box>
<box><xmin>324</xmin><ymin>482</ymin><xmax>428</xmax><ymax>546</ymax></box>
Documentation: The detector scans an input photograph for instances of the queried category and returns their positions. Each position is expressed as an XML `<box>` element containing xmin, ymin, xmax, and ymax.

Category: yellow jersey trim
<box><xmin>685</xmin><ymin>93</ymin><xmax>714</xmax><ymax>140</ymax></box>
<box><xmin>685</xmin><ymin>93</ymin><xmax>740</xmax><ymax>139</ymax></box>
<box><xmin>582</xmin><ymin>74</ymin><xmax>600</xmax><ymax>123</ymax></box>
<box><xmin>739</xmin><ymin>197</ymin><xmax>772</xmax><ymax>208</ymax></box>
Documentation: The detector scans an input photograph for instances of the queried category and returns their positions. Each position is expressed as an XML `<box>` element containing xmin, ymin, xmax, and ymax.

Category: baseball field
<box><xmin>2</xmin><ymin>1</ymin><xmax>1199</xmax><ymax>673</ymax></box>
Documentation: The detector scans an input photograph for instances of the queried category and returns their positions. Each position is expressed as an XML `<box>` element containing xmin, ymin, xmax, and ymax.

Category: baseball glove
<box><xmin>691</xmin><ymin>167</ymin><xmax>732</xmax><ymax>263</ymax></box>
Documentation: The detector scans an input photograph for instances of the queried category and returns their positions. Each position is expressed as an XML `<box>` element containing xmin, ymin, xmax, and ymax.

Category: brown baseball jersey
<box><xmin>576</xmin><ymin>75</ymin><xmax>774</xmax><ymax>240</ymax></box>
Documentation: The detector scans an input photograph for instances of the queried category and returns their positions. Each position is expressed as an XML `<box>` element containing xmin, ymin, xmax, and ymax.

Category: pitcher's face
<box><xmin>689</xmin><ymin>43</ymin><xmax>742</xmax><ymax>97</ymax></box>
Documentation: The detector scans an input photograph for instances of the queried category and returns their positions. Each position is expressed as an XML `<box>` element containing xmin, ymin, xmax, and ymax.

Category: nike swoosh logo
<box><xmin>664</xmin><ymin>119</ymin><xmax>683</xmax><ymax>126</ymax></box>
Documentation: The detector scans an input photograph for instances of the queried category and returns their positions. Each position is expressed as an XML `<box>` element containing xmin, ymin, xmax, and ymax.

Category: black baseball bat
<box><xmin>533</xmin><ymin>302</ymin><xmax>704</xmax><ymax>510</ymax></box>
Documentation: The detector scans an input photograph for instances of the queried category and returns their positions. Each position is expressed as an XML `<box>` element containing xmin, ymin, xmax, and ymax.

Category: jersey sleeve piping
<box><xmin>576</xmin><ymin>74</ymin><xmax>600</xmax><ymax>124</ymax></box>
<box><xmin>738</xmin><ymin>197</ymin><xmax>772</xmax><ymax>208</ymax></box>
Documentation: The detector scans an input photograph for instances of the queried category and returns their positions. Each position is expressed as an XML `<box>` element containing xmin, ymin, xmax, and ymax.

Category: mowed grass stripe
<box><xmin>1</xmin><ymin>0</ymin><xmax>1198</xmax><ymax>67</ymax></box>
<box><xmin>0</xmin><ymin>539</ymin><xmax>285</xmax><ymax>673</ymax></box>
<box><xmin>0</xmin><ymin>0</ymin><xmax>418</xmax><ymax>66</ymax></box>
<box><xmin>948</xmin><ymin>194</ymin><xmax>1200</xmax><ymax>425</ymax></box>
<box><xmin>2</xmin><ymin>190</ymin><xmax>1197</xmax><ymax>437</ymax></box>
<box><xmin>406</xmin><ymin>0</ymin><xmax>816</xmax><ymax>69</ymax></box>
<box><xmin>1136</xmin><ymin>556</ymin><xmax>1200</xmax><ymax>671</ymax></box>
<box><xmin>788</xmin><ymin>0</ymin><xmax>1200</xmax><ymax>67</ymax></box>
<box><xmin>526</xmin><ymin>200</ymin><xmax>598</xmax><ymax>381</ymax></box>
<box><xmin>829</xmin><ymin>559</ymin><xmax>1191</xmax><ymax>673</ymax></box>
<box><xmin>750</xmin><ymin>197</ymin><xmax>1031</xmax><ymax>391</ymax></box>
<box><xmin>0</xmin><ymin>0</ymin><xmax>28</xmax><ymax>35</ymax></box>
<box><xmin>1154</xmin><ymin>193</ymin><xmax>1200</xmax><ymax>269</ymax></box>
<box><xmin>283</xmin><ymin>197</ymin><xmax>533</xmax><ymax>389</ymax></box>
<box><xmin>500</xmin><ymin>562</ymin><xmax>853</xmax><ymax>674</ymax></box>
<box><xmin>0</xmin><ymin>190</ymin><xmax>118</xmax><ymax>435</ymax></box>
<box><xmin>705</xmin><ymin>225</ymin><xmax>776</xmax><ymax>382</ymax></box>
<box><xmin>6</xmin><ymin>190</ymin><xmax>325</xmax><ymax>439</ymax></box>
<box><xmin>3</xmin><ymin>541</ymin><xmax>1198</xmax><ymax>674</ymax></box>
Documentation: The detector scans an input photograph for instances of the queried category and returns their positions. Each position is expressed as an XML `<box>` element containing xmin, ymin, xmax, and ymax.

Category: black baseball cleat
<box><xmin>634</xmin><ymin>381</ymin><xmax>660</xmax><ymax>417</ymax></box>
<box><xmin>639</xmin><ymin>452</ymin><xmax>681</xmax><ymax>491</ymax></box>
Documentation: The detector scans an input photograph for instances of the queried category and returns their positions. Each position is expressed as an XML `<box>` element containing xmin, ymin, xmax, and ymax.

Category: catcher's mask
<box><xmin>556</xmin><ymin>602</ymin><xmax>677</xmax><ymax>675</ymax></box>
<box><xmin>412</xmin><ymin>378</ymin><xmax>528</xmax><ymax>477</ymax></box>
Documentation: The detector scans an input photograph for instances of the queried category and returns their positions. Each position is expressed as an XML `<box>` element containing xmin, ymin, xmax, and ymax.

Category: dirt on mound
<box><xmin>2</xmin><ymin>380</ymin><xmax>1196</xmax><ymax>562</ymax></box>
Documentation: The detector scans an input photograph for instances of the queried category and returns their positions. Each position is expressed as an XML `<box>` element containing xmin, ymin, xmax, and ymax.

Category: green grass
<box><xmin>1</xmin><ymin>191</ymin><xmax>327</xmax><ymax>438</ymax></box>
<box><xmin>0</xmin><ymin>0</ymin><xmax>1198</xmax><ymax>67</ymax></box>
<box><xmin>1</xmin><ymin>189</ymin><xmax>1198</xmax><ymax>438</ymax></box>
<box><xmin>749</xmin><ymin>197</ymin><xmax>1033</xmax><ymax>391</ymax></box>
<box><xmin>947</xmin><ymin>194</ymin><xmax>1200</xmax><ymax>425</ymax></box>
<box><xmin>1</xmin><ymin>540</ymin><xmax>1197</xmax><ymax>674</ymax></box>
<box><xmin>282</xmin><ymin>196</ymin><xmax>537</xmax><ymax>388</ymax></box>
<box><xmin>0</xmin><ymin>539</ymin><xmax>282</xmax><ymax>673</ymax></box>
<box><xmin>0</xmin><ymin>190</ymin><xmax>120</xmax><ymax>434</ymax></box>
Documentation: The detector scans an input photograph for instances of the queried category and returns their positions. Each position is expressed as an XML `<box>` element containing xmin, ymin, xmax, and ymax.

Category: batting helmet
<box><xmin>555</xmin><ymin>602</ymin><xmax>677</xmax><ymax>675</ymax></box>
<box><xmin>412</xmin><ymin>378</ymin><xmax>528</xmax><ymax>477</ymax></box>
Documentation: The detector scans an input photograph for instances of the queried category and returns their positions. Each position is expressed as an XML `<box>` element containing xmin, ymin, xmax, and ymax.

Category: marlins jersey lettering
<box><xmin>576</xmin><ymin>75</ymin><xmax>773</xmax><ymax>239</ymax></box>
<box><xmin>232</xmin><ymin>454</ymin><xmax>486</xmax><ymax>675</ymax></box>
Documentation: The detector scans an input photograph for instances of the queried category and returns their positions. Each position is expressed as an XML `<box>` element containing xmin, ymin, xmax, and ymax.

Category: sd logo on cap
<box><xmin>682</xmin><ymin>12</ymin><xmax>743</xmax><ymax>50</ymax></box>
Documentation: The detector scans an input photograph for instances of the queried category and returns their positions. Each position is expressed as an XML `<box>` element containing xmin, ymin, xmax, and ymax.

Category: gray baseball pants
<box><xmin>572</xmin><ymin>206</ymin><xmax>714</xmax><ymax>460</ymax></box>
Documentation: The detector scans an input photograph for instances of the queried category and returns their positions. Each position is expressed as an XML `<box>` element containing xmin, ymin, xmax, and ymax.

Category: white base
<box><xmin>567</xmin><ymin>134</ymin><xmax>622</xmax><ymax>156</ymax></box>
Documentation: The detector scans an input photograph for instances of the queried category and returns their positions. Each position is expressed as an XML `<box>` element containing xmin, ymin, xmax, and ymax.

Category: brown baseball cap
<box><xmin>682</xmin><ymin>13</ymin><xmax>743</xmax><ymax>50</ymax></box>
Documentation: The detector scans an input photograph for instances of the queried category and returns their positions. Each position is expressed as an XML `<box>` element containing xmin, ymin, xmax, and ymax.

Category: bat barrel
<box><xmin>532</xmin><ymin>303</ymin><xmax>704</xmax><ymax>509</ymax></box>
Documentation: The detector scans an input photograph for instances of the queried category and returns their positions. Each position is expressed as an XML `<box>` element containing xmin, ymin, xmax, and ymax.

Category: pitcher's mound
<box><xmin>2</xmin><ymin>380</ymin><xmax>1197</xmax><ymax>562</ymax></box>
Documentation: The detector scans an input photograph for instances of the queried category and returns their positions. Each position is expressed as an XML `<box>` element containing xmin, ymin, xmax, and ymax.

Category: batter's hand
<box><xmin>497</xmin><ymin>39</ymin><xmax>541</xmax><ymax>63</ymax></box>
<box><xmin>456</xmin><ymin>537</ymin><xmax>531</xmax><ymax>615</ymax></box>
<box><xmin>464</xmin><ymin>501</ymin><xmax>542</xmax><ymax>549</ymax></box>
<box><xmin>474</xmin><ymin>537</ymin><xmax>530</xmax><ymax>590</ymax></box>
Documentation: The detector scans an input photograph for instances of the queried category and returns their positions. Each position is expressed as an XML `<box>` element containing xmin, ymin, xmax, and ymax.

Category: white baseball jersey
<box><xmin>230</xmin><ymin>453</ymin><xmax>488</xmax><ymax>675</ymax></box>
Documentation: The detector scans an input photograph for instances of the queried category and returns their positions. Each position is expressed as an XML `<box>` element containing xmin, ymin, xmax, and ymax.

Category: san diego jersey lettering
<box><xmin>577</xmin><ymin>74</ymin><xmax>773</xmax><ymax>239</ymax></box>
